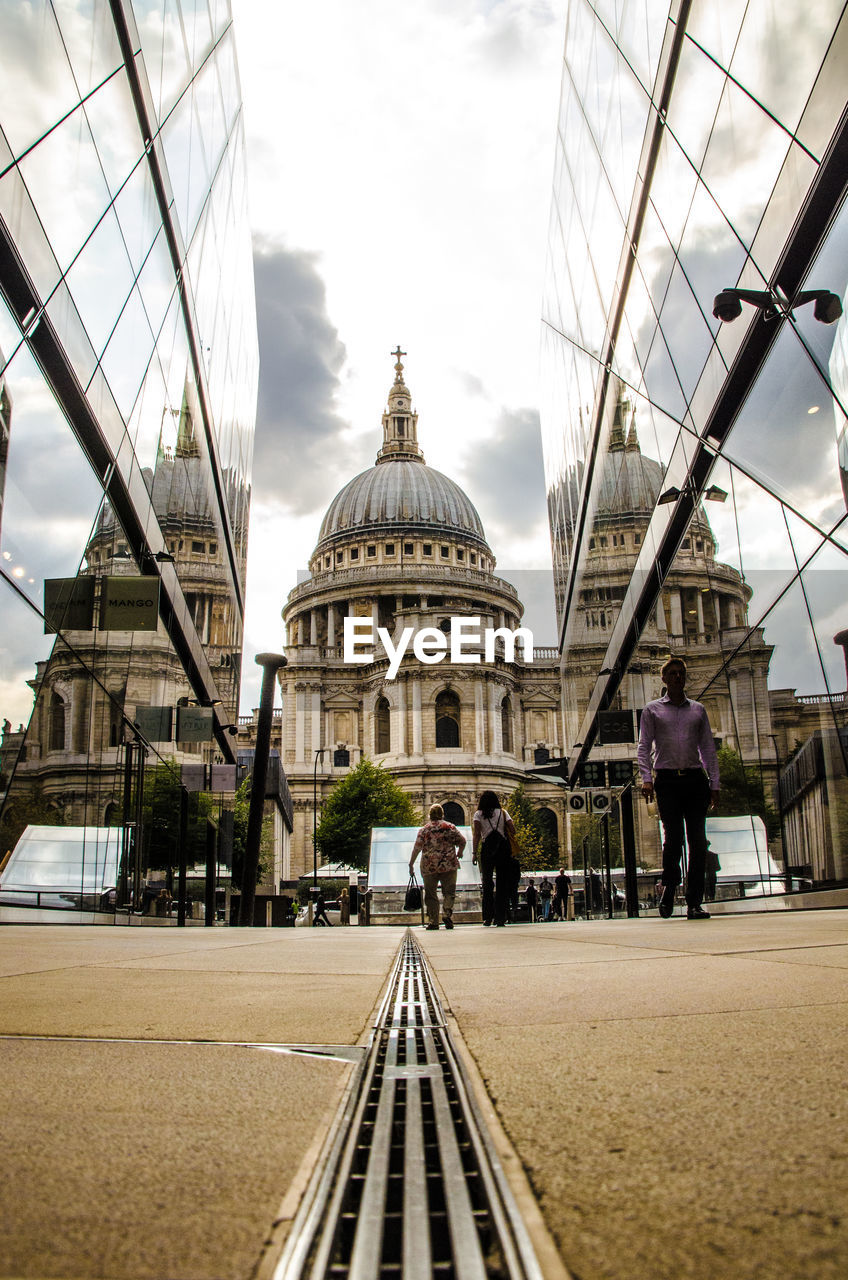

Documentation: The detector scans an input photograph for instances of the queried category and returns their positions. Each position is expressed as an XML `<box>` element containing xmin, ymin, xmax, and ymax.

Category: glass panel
<box><xmin>665</xmin><ymin>32</ymin><xmax>728</xmax><ymax>172</ymax></box>
<box><xmin>791</xmin><ymin>190</ymin><xmax>848</xmax><ymax>418</ymax></box>
<box><xmin>0</xmin><ymin>2</ymin><xmax>80</xmax><ymax>160</ymax></box>
<box><xmin>99</xmin><ymin>285</ymin><xmax>156</xmax><ymax>422</ymax></box>
<box><xmin>615</xmin><ymin>0</ymin><xmax>670</xmax><ymax>91</ymax></box>
<box><xmin>0</xmin><ymin>293</ymin><xmax>24</xmax><ymax>379</ymax></box>
<box><xmin>685</xmin><ymin>1</ymin><xmax>747</xmax><ymax>70</ymax></box>
<box><xmin>63</xmin><ymin>206</ymin><xmax>136</xmax><ymax>362</ymax></box>
<box><xmin>82</xmin><ymin>69</ymin><xmax>146</xmax><ymax>201</ymax></box>
<box><xmin>0</xmin><ymin>165</ymin><xmax>63</xmax><ymax>302</ymax></box>
<box><xmin>721</xmin><ymin>323</ymin><xmax>846</xmax><ymax>533</ymax></box>
<box><xmin>797</xmin><ymin>538</ymin><xmax>848</xmax><ymax>695</ymax></box>
<box><xmin>52</xmin><ymin>0</ymin><xmax>124</xmax><ymax>97</ymax></box>
<box><xmin>656</xmin><ymin>260</ymin><xmax>715</xmax><ymax>405</ymax></box>
<box><xmin>0</xmin><ymin>342</ymin><xmax>104</xmax><ymax>616</ymax></box>
<box><xmin>17</xmin><ymin>106</ymin><xmax>112</xmax><ymax>274</ymax></box>
<box><xmin>136</xmin><ymin>229</ymin><xmax>178</xmax><ymax>341</ymax></box>
<box><xmin>729</xmin><ymin>0</ymin><xmax>844</xmax><ymax>136</ymax></box>
<box><xmin>699</xmin><ymin>78</ymin><xmax>793</xmax><ymax>251</ymax></box>
<box><xmin>134</xmin><ymin>0</ymin><xmax>191</xmax><ymax>124</ymax></box>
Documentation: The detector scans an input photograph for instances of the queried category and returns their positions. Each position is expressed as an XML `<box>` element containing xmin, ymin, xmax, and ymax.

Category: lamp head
<box><xmin>813</xmin><ymin>291</ymin><xmax>843</xmax><ymax>324</ymax></box>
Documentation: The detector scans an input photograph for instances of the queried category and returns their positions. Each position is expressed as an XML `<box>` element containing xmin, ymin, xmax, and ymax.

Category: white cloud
<box><xmin>232</xmin><ymin>0</ymin><xmax>567</xmax><ymax>710</ymax></box>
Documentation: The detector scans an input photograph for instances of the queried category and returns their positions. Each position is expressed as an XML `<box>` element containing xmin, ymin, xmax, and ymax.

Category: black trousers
<box><xmin>655</xmin><ymin>769</ymin><xmax>710</xmax><ymax>907</ymax></box>
<box><xmin>480</xmin><ymin>850</ymin><xmax>511</xmax><ymax>925</ymax></box>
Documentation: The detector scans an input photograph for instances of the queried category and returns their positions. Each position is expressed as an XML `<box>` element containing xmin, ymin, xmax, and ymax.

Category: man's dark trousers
<box><xmin>654</xmin><ymin>768</ymin><xmax>711</xmax><ymax>906</ymax></box>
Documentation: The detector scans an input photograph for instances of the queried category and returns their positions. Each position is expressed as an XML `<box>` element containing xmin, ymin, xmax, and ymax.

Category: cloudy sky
<box><xmin>230</xmin><ymin>0</ymin><xmax>566</xmax><ymax>711</ymax></box>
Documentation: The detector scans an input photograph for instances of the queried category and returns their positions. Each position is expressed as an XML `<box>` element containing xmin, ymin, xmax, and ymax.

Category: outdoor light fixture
<box><xmin>712</xmin><ymin>287</ymin><xmax>843</xmax><ymax>325</ymax></box>
<box><xmin>657</xmin><ymin>482</ymin><xmax>727</xmax><ymax>506</ymax></box>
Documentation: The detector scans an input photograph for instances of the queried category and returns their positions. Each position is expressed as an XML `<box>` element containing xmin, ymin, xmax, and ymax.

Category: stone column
<box><xmin>310</xmin><ymin>610</ymin><xmax>318</xmax><ymax>646</ymax></box>
<box><xmin>327</xmin><ymin>605</ymin><xmax>335</xmax><ymax>648</ymax></box>
<box><xmin>295</xmin><ymin>687</ymin><xmax>306</xmax><ymax>763</ymax></box>
<box><xmin>475</xmin><ymin>681</ymin><xmax>487</xmax><ymax>753</ymax></box>
<box><xmin>395</xmin><ymin>679</ymin><xmax>407</xmax><ymax>756</ymax></box>
<box><xmin>669</xmin><ymin>591</ymin><xmax>683</xmax><ymax>637</ymax></box>
<box><xmin>311</xmin><ymin>689</ymin><xmax>321</xmax><ymax>758</ymax></box>
<box><xmin>412</xmin><ymin>679</ymin><xmax>423</xmax><ymax>754</ymax></box>
<box><xmin>696</xmin><ymin>590</ymin><xmax>705</xmax><ymax>636</ymax></box>
<box><xmin>489</xmin><ymin>682</ymin><xmax>502</xmax><ymax>753</ymax></box>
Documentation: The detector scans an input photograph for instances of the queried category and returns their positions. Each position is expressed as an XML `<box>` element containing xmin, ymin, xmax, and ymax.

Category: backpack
<box><xmin>480</xmin><ymin>809</ymin><xmax>510</xmax><ymax>862</ymax></box>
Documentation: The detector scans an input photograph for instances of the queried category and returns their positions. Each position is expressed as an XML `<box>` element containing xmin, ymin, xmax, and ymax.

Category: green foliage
<box><xmin>0</xmin><ymin>782</ymin><xmax>64</xmax><ymax>852</ymax></box>
<box><xmin>140</xmin><ymin>760</ymin><xmax>216</xmax><ymax>873</ymax></box>
<box><xmin>715</xmin><ymin>745</ymin><xmax>780</xmax><ymax>840</ymax></box>
<box><xmin>315</xmin><ymin>759</ymin><xmax>421</xmax><ymax>871</ymax></box>
<box><xmin>503</xmin><ymin>783</ymin><xmax>553</xmax><ymax>871</ymax></box>
<box><xmin>230</xmin><ymin>775</ymin><xmax>274</xmax><ymax>890</ymax></box>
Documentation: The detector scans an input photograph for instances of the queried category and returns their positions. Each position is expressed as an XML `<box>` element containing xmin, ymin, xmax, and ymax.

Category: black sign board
<box><xmin>44</xmin><ymin>576</ymin><xmax>95</xmax><ymax>633</ymax></box>
<box><xmin>101</xmin><ymin>576</ymin><xmax>160</xmax><ymax>631</ymax></box>
<box><xmin>577</xmin><ymin>760</ymin><xmax>606</xmax><ymax>788</ymax></box>
<box><xmin>608</xmin><ymin>760</ymin><xmax>635</xmax><ymax>787</ymax></box>
<box><xmin>598</xmin><ymin>709</ymin><xmax>635</xmax><ymax>744</ymax></box>
<box><xmin>210</xmin><ymin>764</ymin><xmax>237</xmax><ymax>792</ymax></box>
<box><xmin>133</xmin><ymin>706</ymin><xmax>173</xmax><ymax>741</ymax></box>
<box><xmin>176</xmin><ymin>706</ymin><xmax>214</xmax><ymax>742</ymax></box>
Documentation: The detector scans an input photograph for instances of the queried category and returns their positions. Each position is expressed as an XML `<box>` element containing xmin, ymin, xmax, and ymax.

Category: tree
<box><xmin>504</xmin><ymin>783</ymin><xmax>549</xmax><ymax>871</ymax></box>
<box><xmin>0</xmin><ymin>782</ymin><xmax>63</xmax><ymax>853</ymax></box>
<box><xmin>315</xmin><ymin>760</ymin><xmax>421</xmax><ymax>871</ymax></box>
<box><xmin>714</xmin><ymin>745</ymin><xmax>780</xmax><ymax>840</ymax></box>
<box><xmin>140</xmin><ymin>760</ymin><xmax>216</xmax><ymax>874</ymax></box>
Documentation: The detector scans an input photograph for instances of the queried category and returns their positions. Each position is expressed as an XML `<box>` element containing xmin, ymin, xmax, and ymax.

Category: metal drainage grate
<box><xmin>273</xmin><ymin>932</ymin><xmax>544</xmax><ymax>1280</ymax></box>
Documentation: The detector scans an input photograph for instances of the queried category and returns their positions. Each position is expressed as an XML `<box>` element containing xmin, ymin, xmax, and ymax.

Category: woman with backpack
<box><xmin>472</xmin><ymin>790</ymin><xmax>517</xmax><ymax>927</ymax></box>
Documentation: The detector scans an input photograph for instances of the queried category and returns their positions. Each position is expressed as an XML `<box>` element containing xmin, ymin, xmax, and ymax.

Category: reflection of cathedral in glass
<box><xmin>0</xmin><ymin>4</ymin><xmax>258</xmax><ymax>875</ymax></box>
<box><xmin>542</xmin><ymin>0</ymin><xmax>848</xmax><ymax>888</ymax></box>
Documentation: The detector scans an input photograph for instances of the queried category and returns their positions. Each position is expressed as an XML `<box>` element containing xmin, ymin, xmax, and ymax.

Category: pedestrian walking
<box><xmin>524</xmin><ymin>877</ymin><xmax>538</xmax><ymax>922</ymax></box>
<box><xmin>538</xmin><ymin>875</ymin><xmax>553</xmax><ymax>921</ymax></box>
<box><xmin>313</xmin><ymin>891</ymin><xmax>333</xmax><ymax>926</ymax></box>
<box><xmin>637</xmin><ymin>655</ymin><xmax>720</xmax><ymax>920</ymax></box>
<box><xmin>409</xmin><ymin>804</ymin><xmax>466</xmax><ymax>930</ymax></box>
<box><xmin>552</xmin><ymin>868</ymin><xmax>570</xmax><ymax>921</ymax></box>
<box><xmin>472</xmin><ymin>791</ymin><xmax>517</xmax><ymax>927</ymax></box>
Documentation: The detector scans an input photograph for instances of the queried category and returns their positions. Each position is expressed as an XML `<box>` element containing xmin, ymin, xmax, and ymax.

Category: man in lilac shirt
<box><xmin>637</xmin><ymin>657</ymin><xmax>720</xmax><ymax>919</ymax></box>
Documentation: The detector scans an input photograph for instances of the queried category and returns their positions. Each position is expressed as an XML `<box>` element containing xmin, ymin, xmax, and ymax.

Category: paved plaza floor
<box><xmin>1</xmin><ymin>910</ymin><xmax>847</xmax><ymax>1279</ymax></box>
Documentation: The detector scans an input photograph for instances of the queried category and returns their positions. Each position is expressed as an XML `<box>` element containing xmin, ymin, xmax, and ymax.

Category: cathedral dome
<box><xmin>595</xmin><ymin>439</ymin><xmax>663</xmax><ymax>516</ymax></box>
<box><xmin>317</xmin><ymin>460</ymin><xmax>487</xmax><ymax>546</ymax></box>
<box><xmin>313</xmin><ymin>351</ymin><xmax>491</xmax><ymax>555</ymax></box>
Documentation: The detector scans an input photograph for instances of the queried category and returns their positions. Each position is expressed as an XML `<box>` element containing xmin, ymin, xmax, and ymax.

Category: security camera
<box><xmin>712</xmin><ymin>290</ymin><xmax>743</xmax><ymax>323</ymax></box>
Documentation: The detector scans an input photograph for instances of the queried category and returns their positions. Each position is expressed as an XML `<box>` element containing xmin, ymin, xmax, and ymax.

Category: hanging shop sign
<box><xmin>43</xmin><ymin>576</ymin><xmax>95</xmax><ymax>633</ymax></box>
<box><xmin>101</xmin><ymin>576</ymin><xmax>160</xmax><ymax>631</ymax></box>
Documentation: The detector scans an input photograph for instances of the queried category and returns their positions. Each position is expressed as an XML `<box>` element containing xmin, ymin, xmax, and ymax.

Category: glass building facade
<box><xmin>0</xmin><ymin>1</ymin><xmax>258</xmax><ymax>913</ymax></box>
<box><xmin>542</xmin><ymin>1</ymin><xmax>848</xmax><ymax>890</ymax></box>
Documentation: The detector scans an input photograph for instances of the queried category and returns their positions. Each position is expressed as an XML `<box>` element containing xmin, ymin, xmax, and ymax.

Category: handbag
<box><xmin>403</xmin><ymin>874</ymin><xmax>422</xmax><ymax>912</ymax></box>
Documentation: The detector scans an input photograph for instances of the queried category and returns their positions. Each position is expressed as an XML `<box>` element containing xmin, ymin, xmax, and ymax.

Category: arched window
<box><xmin>435</xmin><ymin>690</ymin><xmax>461</xmax><ymax>748</ymax></box>
<box><xmin>501</xmin><ymin>696</ymin><xmax>513</xmax><ymax>753</ymax></box>
<box><xmin>49</xmin><ymin>691</ymin><xmax>65</xmax><ymax>751</ymax></box>
<box><xmin>443</xmin><ymin>801</ymin><xmax>464</xmax><ymax>825</ymax></box>
<box><xmin>375</xmin><ymin>696</ymin><xmax>391</xmax><ymax>754</ymax></box>
<box><xmin>536</xmin><ymin>807</ymin><xmax>559</xmax><ymax>865</ymax></box>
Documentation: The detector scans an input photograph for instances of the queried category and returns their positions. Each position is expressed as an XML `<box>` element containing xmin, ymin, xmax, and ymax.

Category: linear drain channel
<box><xmin>272</xmin><ymin>932</ymin><xmax>544</xmax><ymax>1280</ymax></box>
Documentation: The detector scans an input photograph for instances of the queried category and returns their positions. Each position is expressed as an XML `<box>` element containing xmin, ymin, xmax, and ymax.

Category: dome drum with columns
<box><xmin>274</xmin><ymin>352</ymin><xmax>566</xmax><ymax>881</ymax></box>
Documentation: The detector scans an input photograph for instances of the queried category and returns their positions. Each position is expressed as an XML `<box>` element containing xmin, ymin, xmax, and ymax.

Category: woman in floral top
<box><xmin>409</xmin><ymin>804</ymin><xmax>466</xmax><ymax>931</ymax></box>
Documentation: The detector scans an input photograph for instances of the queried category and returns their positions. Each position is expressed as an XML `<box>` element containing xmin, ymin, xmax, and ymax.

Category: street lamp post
<box><xmin>312</xmin><ymin>746</ymin><xmax>325</xmax><ymax>890</ymax></box>
<box><xmin>238</xmin><ymin>652</ymin><xmax>286</xmax><ymax>926</ymax></box>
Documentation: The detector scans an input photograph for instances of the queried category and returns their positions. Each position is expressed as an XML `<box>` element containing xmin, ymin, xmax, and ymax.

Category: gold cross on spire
<box><xmin>391</xmin><ymin>345</ymin><xmax>406</xmax><ymax>381</ymax></box>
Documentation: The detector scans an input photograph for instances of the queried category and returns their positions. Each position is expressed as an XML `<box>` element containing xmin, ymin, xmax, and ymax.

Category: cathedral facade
<box><xmin>276</xmin><ymin>354</ymin><xmax>566</xmax><ymax>879</ymax></box>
